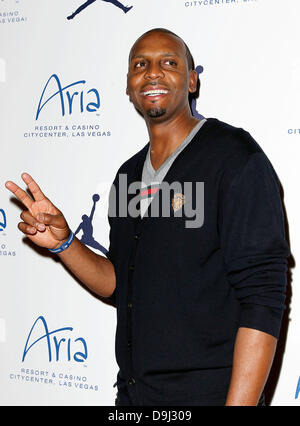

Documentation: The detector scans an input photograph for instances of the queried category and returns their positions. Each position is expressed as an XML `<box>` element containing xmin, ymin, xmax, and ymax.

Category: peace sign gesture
<box><xmin>5</xmin><ymin>173</ymin><xmax>70</xmax><ymax>250</ymax></box>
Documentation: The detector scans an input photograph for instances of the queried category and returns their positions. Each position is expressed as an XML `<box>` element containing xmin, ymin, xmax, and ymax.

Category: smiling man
<box><xmin>6</xmin><ymin>28</ymin><xmax>290</xmax><ymax>406</ymax></box>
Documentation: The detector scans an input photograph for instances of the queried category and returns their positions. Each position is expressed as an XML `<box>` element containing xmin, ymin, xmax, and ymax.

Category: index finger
<box><xmin>21</xmin><ymin>173</ymin><xmax>47</xmax><ymax>202</ymax></box>
<box><xmin>5</xmin><ymin>180</ymin><xmax>34</xmax><ymax>210</ymax></box>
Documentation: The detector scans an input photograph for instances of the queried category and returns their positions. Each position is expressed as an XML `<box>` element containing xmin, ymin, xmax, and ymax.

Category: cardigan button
<box><xmin>128</xmin><ymin>377</ymin><xmax>136</xmax><ymax>385</ymax></box>
<box><xmin>129</xmin><ymin>265</ymin><xmax>135</xmax><ymax>271</ymax></box>
<box><xmin>128</xmin><ymin>302</ymin><xmax>132</xmax><ymax>309</ymax></box>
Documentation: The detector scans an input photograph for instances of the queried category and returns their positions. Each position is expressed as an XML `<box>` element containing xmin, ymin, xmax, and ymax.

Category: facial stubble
<box><xmin>146</xmin><ymin>106</ymin><xmax>167</xmax><ymax>118</ymax></box>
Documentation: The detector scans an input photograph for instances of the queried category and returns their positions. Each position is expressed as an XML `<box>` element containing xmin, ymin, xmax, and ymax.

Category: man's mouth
<box><xmin>141</xmin><ymin>89</ymin><xmax>169</xmax><ymax>97</ymax></box>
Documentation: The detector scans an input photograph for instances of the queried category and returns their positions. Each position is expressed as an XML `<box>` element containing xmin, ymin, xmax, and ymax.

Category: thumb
<box><xmin>37</xmin><ymin>212</ymin><xmax>67</xmax><ymax>229</ymax></box>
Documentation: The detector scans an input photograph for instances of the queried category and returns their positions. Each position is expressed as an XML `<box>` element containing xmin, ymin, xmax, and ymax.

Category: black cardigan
<box><xmin>105</xmin><ymin>118</ymin><xmax>290</xmax><ymax>406</ymax></box>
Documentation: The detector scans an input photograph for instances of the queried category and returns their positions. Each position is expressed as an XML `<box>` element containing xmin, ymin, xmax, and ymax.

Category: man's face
<box><xmin>126</xmin><ymin>31</ymin><xmax>197</xmax><ymax>122</ymax></box>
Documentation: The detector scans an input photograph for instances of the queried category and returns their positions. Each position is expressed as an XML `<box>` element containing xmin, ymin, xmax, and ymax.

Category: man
<box><xmin>5</xmin><ymin>28</ymin><xmax>290</xmax><ymax>406</ymax></box>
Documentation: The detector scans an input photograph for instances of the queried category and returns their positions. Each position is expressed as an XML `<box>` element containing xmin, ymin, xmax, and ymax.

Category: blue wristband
<box><xmin>49</xmin><ymin>230</ymin><xmax>75</xmax><ymax>254</ymax></box>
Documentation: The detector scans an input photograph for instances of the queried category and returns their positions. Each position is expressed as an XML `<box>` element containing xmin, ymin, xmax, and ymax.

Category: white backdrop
<box><xmin>0</xmin><ymin>0</ymin><xmax>299</xmax><ymax>406</ymax></box>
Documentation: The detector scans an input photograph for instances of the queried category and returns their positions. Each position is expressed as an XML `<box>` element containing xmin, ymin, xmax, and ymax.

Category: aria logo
<box><xmin>0</xmin><ymin>209</ymin><xmax>16</xmax><ymax>255</ymax></box>
<box><xmin>67</xmin><ymin>0</ymin><xmax>133</xmax><ymax>20</ymax></box>
<box><xmin>0</xmin><ymin>209</ymin><xmax>7</xmax><ymax>233</ymax></box>
<box><xmin>22</xmin><ymin>316</ymin><xmax>88</xmax><ymax>363</ymax></box>
<box><xmin>35</xmin><ymin>74</ymin><xmax>100</xmax><ymax>120</ymax></box>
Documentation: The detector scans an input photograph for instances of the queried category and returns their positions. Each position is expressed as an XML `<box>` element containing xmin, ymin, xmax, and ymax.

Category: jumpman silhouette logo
<box><xmin>191</xmin><ymin>65</ymin><xmax>205</xmax><ymax>120</ymax></box>
<box><xmin>67</xmin><ymin>0</ymin><xmax>133</xmax><ymax>20</ymax></box>
<box><xmin>74</xmin><ymin>194</ymin><xmax>108</xmax><ymax>255</ymax></box>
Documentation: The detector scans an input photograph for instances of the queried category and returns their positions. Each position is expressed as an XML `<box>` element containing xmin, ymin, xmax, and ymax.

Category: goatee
<box><xmin>146</xmin><ymin>107</ymin><xmax>166</xmax><ymax>118</ymax></box>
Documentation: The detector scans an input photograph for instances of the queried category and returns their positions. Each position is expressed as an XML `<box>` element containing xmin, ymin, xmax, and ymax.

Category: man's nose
<box><xmin>144</xmin><ymin>61</ymin><xmax>164</xmax><ymax>79</ymax></box>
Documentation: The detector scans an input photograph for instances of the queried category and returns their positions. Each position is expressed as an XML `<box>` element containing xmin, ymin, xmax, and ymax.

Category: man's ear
<box><xmin>188</xmin><ymin>70</ymin><xmax>198</xmax><ymax>93</ymax></box>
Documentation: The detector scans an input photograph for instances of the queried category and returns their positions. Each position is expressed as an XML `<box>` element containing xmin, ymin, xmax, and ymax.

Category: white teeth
<box><xmin>143</xmin><ymin>89</ymin><xmax>168</xmax><ymax>96</ymax></box>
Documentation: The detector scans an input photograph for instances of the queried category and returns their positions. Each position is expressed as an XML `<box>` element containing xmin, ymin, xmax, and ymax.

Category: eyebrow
<box><xmin>130</xmin><ymin>53</ymin><xmax>180</xmax><ymax>61</ymax></box>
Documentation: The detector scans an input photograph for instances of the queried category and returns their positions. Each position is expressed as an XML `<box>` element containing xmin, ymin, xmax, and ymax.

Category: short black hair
<box><xmin>130</xmin><ymin>28</ymin><xmax>195</xmax><ymax>71</ymax></box>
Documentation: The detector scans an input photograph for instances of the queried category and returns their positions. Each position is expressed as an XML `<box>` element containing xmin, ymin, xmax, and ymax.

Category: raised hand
<box><xmin>5</xmin><ymin>173</ymin><xmax>70</xmax><ymax>250</ymax></box>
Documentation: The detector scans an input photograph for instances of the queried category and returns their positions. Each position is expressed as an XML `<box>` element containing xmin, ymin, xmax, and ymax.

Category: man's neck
<box><xmin>146</xmin><ymin>110</ymin><xmax>200</xmax><ymax>171</ymax></box>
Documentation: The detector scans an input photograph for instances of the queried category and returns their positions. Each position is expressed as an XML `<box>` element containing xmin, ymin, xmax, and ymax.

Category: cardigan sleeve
<box><xmin>219</xmin><ymin>151</ymin><xmax>290</xmax><ymax>338</ymax></box>
<box><xmin>103</xmin><ymin>249</ymin><xmax>116</xmax><ymax>307</ymax></box>
<box><xmin>101</xmin><ymin>178</ymin><xmax>118</xmax><ymax>307</ymax></box>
